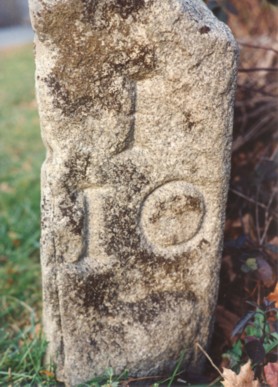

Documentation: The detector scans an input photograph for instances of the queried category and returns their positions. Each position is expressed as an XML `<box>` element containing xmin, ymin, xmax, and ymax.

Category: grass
<box><xmin>0</xmin><ymin>45</ymin><xmax>55</xmax><ymax>385</ymax></box>
<box><xmin>0</xmin><ymin>46</ymin><xmax>42</xmax><ymax>301</ymax></box>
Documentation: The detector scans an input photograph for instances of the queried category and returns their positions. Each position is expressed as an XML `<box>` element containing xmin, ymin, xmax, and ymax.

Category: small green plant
<box><xmin>223</xmin><ymin>299</ymin><xmax>278</xmax><ymax>372</ymax></box>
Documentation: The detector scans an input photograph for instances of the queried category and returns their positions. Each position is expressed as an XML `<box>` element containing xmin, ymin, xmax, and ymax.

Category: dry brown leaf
<box><xmin>264</xmin><ymin>362</ymin><xmax>278</xmax><ymax>387</ymax></box>
<box><xmin>221</xmin><ymin>361</ymin><xmax>259</xmax><ymax>387</ymax></box>
<box><xmin>39</xmin><ymin>369</ymin><xmax>54</xmax><ymax>378</ymax></box>
<box><xmin>267</xmin><ymin>283</ymin><xmax>278</xmax><ymax>308</ymax></box>
<box><xmin>35</xmin><ymin>323</ymin><xmax>42</xmax><ymax>334</ymax></box>
<box><xmin>242</xmin><ymin>214</ymin><xmax>256</xmax><ymax>241</ymax></box>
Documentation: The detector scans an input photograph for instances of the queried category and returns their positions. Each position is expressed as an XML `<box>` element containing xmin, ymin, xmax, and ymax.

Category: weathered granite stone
<box><xmin>29</xmin><ymin>0</ymin><xmax>238</xmax><ymax>385</ymax></box>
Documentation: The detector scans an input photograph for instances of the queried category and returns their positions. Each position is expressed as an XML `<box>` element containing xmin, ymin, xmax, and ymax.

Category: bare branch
<box><xmin>238</xmin><ymin>42</ymin><xmax>278</xmax><ymax>55</ymax></box>
<box><xmin>238</xmin><ymin>67</ymin><xmax>278</xmax><ymax>73</ymax></box>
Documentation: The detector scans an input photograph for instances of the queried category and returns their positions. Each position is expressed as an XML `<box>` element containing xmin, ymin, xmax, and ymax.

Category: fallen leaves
<box><xmin>39</xmin><ymin>370</ymin><xmax>54</xmax><ymax>378</ymax></box>
<box><xmin>197</xmin><ymin>343</ymin><xmax>260</xmax><ymax>387</ymax></box>
<box><xmin>267</xmin><ymin>283</ymin><xmax>278</xmax><ymax>307</ymax></box>
<box><xmin>221</xmin><ymin>361</ymin><xmax>259</xmax><ymax>387</ymax></box>
<box><xmin>7</xmin><ymin>231</ymin><xmax>21</xmax><ymax>247</ymax></box>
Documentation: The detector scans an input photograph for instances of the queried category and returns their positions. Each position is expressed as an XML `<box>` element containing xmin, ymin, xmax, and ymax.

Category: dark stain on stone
<box><xmin>39</xmin><ymin>1</ymin><xmax>156</xmax><ymax>118</ymax></box>
<box><xmin>53</xmin><ymin>154</ymin><xmax>92</xmax><ymax>237</ymax></box>
<box><xmin>59</xmin><ymin>195</ymin><xmax>84</xmax><ymax>236</ymax></box>
<box><xmin>99</xmin><ymin>158</ymin><xmax>149</xmax><ymax>195</ymax></box>
<box><xmin>44</xmin><ymin>74</ymin><xmax>94</xmax><ymax>117</ymax></box>
<box><xmin>149</xmin><ymin>194</ymin><xmax>201</xmax><ymax>224</ymax></box>
<box><xmin>186</xmin><ymin>196</ymin><xmax>202</xmax><ymax>211</ymax></box>
<box><xmin>82</xmin><ymin>272</ymin><xmax>118</xmax><ymax>311</ymax></box>
<box><xmin>44</xmin><ymin>44</ymin><xmax>155</xmax><ymax>116</ymax></box>
<box><xmin>121</xmin><ymin>291</ymin><xmax>197</xmax><ymax>324</ymax></box>
<box><xmin>111</xmin><ymin>45</ymin><xmax>156</xmax><ymax>81</ymax></box>
<box><xmin>113</xmin><ymin>0</ymin><xmax>146</xmax><ymax>19</ymax></box>
<box><xmin>78</xmin><ymin>196</ymin><xmax>89</xmax><ymax>259</ymax></box>
<box><xmin>41</xmin><ymin>194</ymin><xmax>48</xmax><ymax>231</ymax></box>
<box><xmin>81</xmin><ymin>0</ymin><xmax>150</xmax><ymax>26</ymax></box>
<box><xmin>183</xmin><ymin>111</ymin><xmax>195</xmax><ymax>131</ymax></box>
<box><xmin>81</xmin><ymin>0</ymin><xmax>97</xmax><ymax>20</ymax></box>
<box><xmin>199</xmin><ymin>26</ymin><xmax>210</xmax><ymax>34</ymax></box>
<box><xmin>89</xmin><ymin>338</ymin><xmax>98</xmax><ymax>348</ymax></box>
<box><xmin>63</xmin><ymin>153</ymin><xmax>91</xmax><ymax>185</ymax></box>
<box><xmin>71</xmin><ymin>265</ymin><xmax>197</xmax><ymax>325</ymax></box>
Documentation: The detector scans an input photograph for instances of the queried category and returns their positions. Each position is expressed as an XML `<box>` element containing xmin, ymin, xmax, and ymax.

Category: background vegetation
<box><xmin>0</xmin><ymin>47</ymin><xmax>52</xmax><ymax>385</ymax></box>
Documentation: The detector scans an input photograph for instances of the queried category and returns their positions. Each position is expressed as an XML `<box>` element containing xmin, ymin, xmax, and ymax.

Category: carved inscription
<box><xmin>140</xmin><ymin>181</ymin><xmax>205</xmax><ymax>248</ymax></box>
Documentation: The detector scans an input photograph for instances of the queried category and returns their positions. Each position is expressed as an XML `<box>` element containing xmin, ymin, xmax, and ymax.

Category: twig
<box><xmin>167</xmin><ymin>351</ymin><xmax>185</xmax><ymax>387</ymax></box>
<box><xmin>121</xmin><ymin>375</ymin><xmax>162</xmax><ymax>386</ymax></box>
<box><xmin>257</xmin><ymin>281</ymin><xmax>261</xmax><ymax>307</ymax></box>
<box><xmin>238</xmin><ymin>67</ymin><xmax>278</xmax><ymax>73</ymax></box>
<box><xmin>195</xmin><ymin>343</ymin><xmax>223</xmax><ymax>378</ymax></box>
<box><xmin>255</xmin><ymin>188</ymin><xmax>261</xmax><ymax>244</ymax></box>
<box><xmin>235</xmin><ymin>101</ymin><xmax>277</xmax><ymax>121</ymax></box>
<box><xmin>237</xmin><ymin>84</ymin><xmax>278</xmax><ymax>98</ymax></box>
<box><xmin>245</xmin><ymin>283</ymin><xmax>258</xmax><ymax>299</ymax></box>
<box><xmin>238</xmin><ymin>42</ymin><xmax>278</xmax><ymax>55</ymax></box>
<box><xmin>177</xmin><ymin>378</ymin><xmax>187</xmax><ymax>384</ymax></box>
<box><xmin>232</xmin><ymin>114</ymin><xmax>276</xmax><ymax>152</ymax></box>
<box><xmin>260</xmin><ymin>190</ymin><xmax>276</xmax><ymax>246</ymax></box>
<box><xmin>260</xmin><ymin>216</ymin><xmax>274</xmax><ymax>246</ymax></box>
<box><xmin>266</xmin><ymin>190</ymin><xmax>275</xmax><ymax>214</ymax></box>
<box><xmin>230</xmin><ymin>189</ymin><xmax>278</xmax><ymax>220</ymax></box>
<box><xmin>157</xmin><ymin>370</ymin><xmax>186</xmax><ymax>386</ymax></box>
<box><xmin>229</xmin><ymin>189</ymin><xmax>267</xmax><ymax>210</ymax></box>
<box><xmin>239</xmin><ymin>208</ymin><xmax>251</xmax><ymax>242</ymax></box>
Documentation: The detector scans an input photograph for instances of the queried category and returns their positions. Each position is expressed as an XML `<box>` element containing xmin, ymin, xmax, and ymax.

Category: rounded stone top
<box><xmin>140</xmin><ymin>181</ymin><xmax>205</xmax><ymax>248</ymax></box>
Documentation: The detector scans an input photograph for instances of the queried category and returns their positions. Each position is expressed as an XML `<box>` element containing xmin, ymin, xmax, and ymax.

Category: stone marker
<box><xmin>29</xmin><ymin>0</ymin><xmax>238</xmax><ymax>385</ymax></box>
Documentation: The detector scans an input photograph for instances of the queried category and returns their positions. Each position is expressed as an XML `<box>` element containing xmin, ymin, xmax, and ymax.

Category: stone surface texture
<box><xmin>29</xmin><ymin>0</ymin><xmax>238</xmax><ymax>385</ymax></box>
